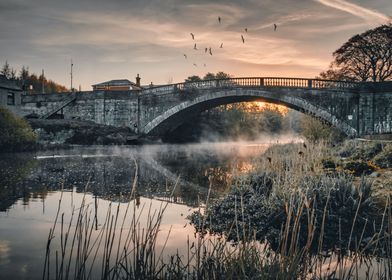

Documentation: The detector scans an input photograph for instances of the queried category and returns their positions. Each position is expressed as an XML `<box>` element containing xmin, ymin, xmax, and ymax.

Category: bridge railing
<box><xmin>141</xmin><ymin>77</ymin><xmax>361</xmax><ymax>95</ymax></box>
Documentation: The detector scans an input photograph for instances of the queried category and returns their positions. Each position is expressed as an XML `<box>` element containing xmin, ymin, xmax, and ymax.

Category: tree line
<box><xmin>1</xmin><ymin>61</ymin><xmax>67</xmax><ymax>93</ymax></box>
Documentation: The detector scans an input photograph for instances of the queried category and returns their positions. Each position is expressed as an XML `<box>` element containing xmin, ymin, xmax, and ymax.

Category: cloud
<box><xmin>314</xmin><ymin>0</ymin><xmax>390</xmax><ymax>23</ymax></box>
<box><xmin>0</xmin><ymin>0</ymin><xmax>390</xmax><ymax>87</ymax></box>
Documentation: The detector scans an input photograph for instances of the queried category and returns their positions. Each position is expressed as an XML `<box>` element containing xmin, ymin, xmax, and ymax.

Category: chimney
<box><xmin>136</xmin><ymin>74</ymin><xmax>141</xmax><ymax>87</ymax></box>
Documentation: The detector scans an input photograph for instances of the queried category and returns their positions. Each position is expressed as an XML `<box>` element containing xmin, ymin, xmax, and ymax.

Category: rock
<box><xmin>370</xmin><ymin>172</ymin><xmax>380</xmax><ymax>178</ymax></box>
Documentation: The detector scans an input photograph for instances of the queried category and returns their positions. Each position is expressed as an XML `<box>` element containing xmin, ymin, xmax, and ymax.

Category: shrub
<box><xmin>373</xmin><ymin>144</ymin><xmax>392</xmax><ymax>168</ymax></box>
<box><xmin>0</xmin><ymin>106</ymin><xmax>36</xmax><ymax>152</ymax></box>
<box><xmin>337</xmin><ymin>140</ymin><xmax>384</xmax><ymax>161</ymax></box>
<box><xmin>351</xmin><ymin>142</ymin><xmax>383</xmax><ymax>161</ymax></box>
<box><xmin>343</xmin><ymin>160</ymin><xmax>375</xmax><ymax>176</ymax></box>
<box><xmin>300</xmin><ymin>115</ymin><xmax>344</xmax><ymax>144</ymax></box>
<box><xmin>321</xmin><ymin>157</ymin><xmax>337</xmax><ymax>169</ymax></box>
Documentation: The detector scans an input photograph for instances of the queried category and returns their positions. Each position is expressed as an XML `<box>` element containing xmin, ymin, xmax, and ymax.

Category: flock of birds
<box><xmin>183</xmin><ymin>16</ymin><xmax>278</xmax><ymax>68</ymax></box>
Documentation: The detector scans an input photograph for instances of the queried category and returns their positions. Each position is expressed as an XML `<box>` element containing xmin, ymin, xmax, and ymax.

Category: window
<box><xmin>7</xmin><ymin>92</ymin><xmax>15</xmax><ymax>105</ymax></box>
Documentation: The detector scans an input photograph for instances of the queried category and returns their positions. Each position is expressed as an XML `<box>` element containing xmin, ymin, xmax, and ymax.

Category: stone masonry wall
<box><xmin>15</xmin><ymin>87</ymin><xmax>392</xmax><ymax>137</ymax></box>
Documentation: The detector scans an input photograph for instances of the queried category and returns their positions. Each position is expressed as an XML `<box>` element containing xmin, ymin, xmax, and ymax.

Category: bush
<box><xmin>300</xmin><ymin>115</ymin><xmax>344</xmax><ymax>143</ymax></box>
<box><xmin>321</xmin><ymin>157</ymin><xmax>337</xmax><ymax>169</ymax></box>
<box><xmin>0</xmin><ymin>106</ymin><xmax>36</xmax><ymax>152</ymax></box>
<box><xmin>343</xmin><ymin>160</ymin><xmax>375</xmax><ymax>176</ymax></box>
<box><xmin>373</xmin><ymin>144</ymin><xmax>392</xmax><ymax>168</ymax></box>
<box><xmin>351</xmin><ymin>142</ymin><xmax>383</xmax><ymax>161</ymax></box>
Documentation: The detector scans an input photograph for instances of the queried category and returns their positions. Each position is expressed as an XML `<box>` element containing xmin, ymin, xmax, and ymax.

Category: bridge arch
<box><xmin>141</xmin><ymin>88</ymin><xmax>358</xmax><ymax>137</ymax></box>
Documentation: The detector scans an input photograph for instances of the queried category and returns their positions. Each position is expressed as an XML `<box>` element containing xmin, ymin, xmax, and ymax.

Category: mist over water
<box><xmin>0</xmin><ymin>134</ymin><xmax>304</xmax><ymax>279</ymax></box>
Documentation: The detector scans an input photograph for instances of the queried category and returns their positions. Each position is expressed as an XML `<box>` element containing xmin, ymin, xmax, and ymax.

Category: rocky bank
<box><xmin>28</xmin><ymin>119</ymin><xmax>141</xmax><ymax>146</ymax></box>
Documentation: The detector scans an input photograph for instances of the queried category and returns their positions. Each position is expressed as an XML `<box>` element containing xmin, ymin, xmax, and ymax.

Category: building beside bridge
<box><xmin>92</xmin><ymin>74</ymin><xmax>142</xmax><ymax>91</ymax></box>
<box><xmin>0</xmin><ymin>75</ymin><xmax>23</xmax><ymax>114</ymax></box>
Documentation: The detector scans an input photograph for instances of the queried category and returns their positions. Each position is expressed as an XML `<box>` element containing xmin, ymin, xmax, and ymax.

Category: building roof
<box><xmin>0</xmin><ymin>75</ymin><xmax>22</xmax><ymax>91</ymax></box>
<box><xmin>92</xmin><ymin>79</ymin><xmax>137</xmax><ymax>87</ymax></box>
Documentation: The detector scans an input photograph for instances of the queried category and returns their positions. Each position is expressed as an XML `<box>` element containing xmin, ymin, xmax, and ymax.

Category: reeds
<box><xmin>43</xmin><ymin>143</ymin><xmax>391</xmax><ymax>280</ymax></box>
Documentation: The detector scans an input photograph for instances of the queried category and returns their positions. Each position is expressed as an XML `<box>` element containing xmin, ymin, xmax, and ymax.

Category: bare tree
<box><xmin>320</xmin><ymin>24</ymin><xmax>392</xmax><ymax>82</ymax></box>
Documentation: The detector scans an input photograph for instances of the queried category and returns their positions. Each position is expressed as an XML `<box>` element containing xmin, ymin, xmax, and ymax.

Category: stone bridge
<box><xmin>18</xmin><ymin>77</ymin><xmax>392</xmax><ymax>138</ymax></box>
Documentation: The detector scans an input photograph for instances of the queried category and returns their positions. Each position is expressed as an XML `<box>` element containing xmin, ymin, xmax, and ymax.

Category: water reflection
<box><xmin>0</xmin><ymin>142</ymin><xmax>273</xmax><ymax>279</ymax></box>
<box><xmin>0</xmin><ymin>154</ymin><xmax>38</xmax><ymax>211</ymax></box>
<box><xmin>0</xmin><ymin>143</ymin><xmax>271</xmax><ymax>211</ymax></box>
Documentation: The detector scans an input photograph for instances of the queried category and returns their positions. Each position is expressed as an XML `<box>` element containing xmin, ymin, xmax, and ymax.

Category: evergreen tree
<box><xmin>1</xmin><ymin>61</ymin><xmax>11</xmax><ymax>79</ymax></box>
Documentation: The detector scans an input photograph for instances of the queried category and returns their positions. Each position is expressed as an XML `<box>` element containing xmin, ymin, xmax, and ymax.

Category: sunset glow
<box><xmin>226</xmin><ymin>102</ymin><xmax>289</xmax><ymax>114</ymax></box>
<box><xmin>0</xmin><ymin>0</ymin><xmax>391</xmax><ymax>89</ymax></box>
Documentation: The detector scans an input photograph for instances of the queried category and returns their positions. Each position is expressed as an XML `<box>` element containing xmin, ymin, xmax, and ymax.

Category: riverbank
<box><xmin>28</xmin><ymin>119</ymin><xmax>151</xmax><ymax>148</ymax></box>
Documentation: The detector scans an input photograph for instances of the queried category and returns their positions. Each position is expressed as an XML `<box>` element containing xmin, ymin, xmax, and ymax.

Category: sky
<box><xmin>0</xmin><ymin>0</ymin><xmax>391</xmax><ymax>90</ymax></box>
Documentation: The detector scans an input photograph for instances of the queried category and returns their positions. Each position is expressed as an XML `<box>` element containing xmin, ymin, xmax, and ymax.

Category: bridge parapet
<box><xmin>141</xmin><ymin>77</ymin><xmax>361</xmax><ymax>96</ymax></box>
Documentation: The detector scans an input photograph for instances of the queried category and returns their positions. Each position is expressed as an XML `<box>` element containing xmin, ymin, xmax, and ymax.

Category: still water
<box><xmin>0</xmin><ymin>141</ymin><xmax>282</xmax><ymax>279</ymax></box>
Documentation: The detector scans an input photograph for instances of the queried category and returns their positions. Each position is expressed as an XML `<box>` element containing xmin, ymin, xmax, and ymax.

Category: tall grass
<box><xmin>43</xmin><ymin>143</ymin><xmax>392</xmax><ymax>280</ymax></box>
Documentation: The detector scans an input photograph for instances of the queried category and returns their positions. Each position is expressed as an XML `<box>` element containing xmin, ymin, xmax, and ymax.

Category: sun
<box><xmin>225</xmin><ymin>102</ymin><xmax>289</xmax><ymax>115</ymax></box>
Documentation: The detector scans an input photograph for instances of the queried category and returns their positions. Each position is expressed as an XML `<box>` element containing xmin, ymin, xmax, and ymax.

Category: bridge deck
<box><xmin>141</xmin><ymin>77</ymin><xmax>392</xmax><ymax>96</ymax></box>
<box><xmin>141</xmin><ymin>77</ymin><xmax>363</xmax><ymax>95</ymax></box>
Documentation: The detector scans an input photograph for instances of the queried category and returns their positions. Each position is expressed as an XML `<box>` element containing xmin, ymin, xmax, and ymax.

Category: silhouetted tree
<box><xmin>12</xmin><ymin>64</ymin><xmax>67</xmax><ymax>93</ymax></box>
<box><xmin>320</xmin><ymin>24</ymin><xmax>392</xmax><ymax>82</ymax></box>
<box><xmin>19</xmin><ymin>66</ymin><xmax>29</xmax><ymax>90</ymax></box>
<box><xmin>186</xmin><ymin>72</ymin><xmax>232</xmax><ymax>83</ymax></box>
<box><xmin>185</xmin><ymin>75</ymin><xmax>202</xmax><ymax>82</ymax></box>
<box><xmin>215</xmin><ymin>71</ymin><xmax>231</xmax><ymax>79</ymax></box>
<box><xmin>260</xmin><ymin>106</ymin><xmax>283</xmax><ymax>133</ymax></box>
<box><xmin>203</xmin><ymin>72</ymin><xmax>216</xmax><ymax>80</ymax></box>
<box><xmin>1</xmin><ymin>61</ymin><xmax>11</xmax><ymax>79</ymax></box>
<box><xmin>10</xmin><ymin>68</ymin><xmax>17</xmax><ymax>80</ymax></box>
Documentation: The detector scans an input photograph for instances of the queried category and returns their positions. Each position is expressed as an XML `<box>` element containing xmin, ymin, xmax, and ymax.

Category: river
<box><xmin>0</xmin><ymin>140</ymin><xmax>292</xmax><ymax>279</ymax></box>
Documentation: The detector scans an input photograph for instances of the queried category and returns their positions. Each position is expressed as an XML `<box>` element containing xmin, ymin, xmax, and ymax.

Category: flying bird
<box><xmin>190</xmin><ymin>33</ymin><xmax>195</xmax><ymax>39</ymax></box>
<box><xmin>244</xmin><ymin>28</ymin><xmax>248</xmax><ymax>32</ymax></box>
<box><xmin>193</xmin><ymin>43</ymin><xmax>198</xmax><ymax>50</ymax></box>
<box><xmin>241</xmin><ymin>35</ymin><xmax>245</xmax><ymax>43</ymax></box>
<box><xmin>274</xmin><ymin>24</ymin><xmax>277</xmax><ymax>31</ymax></box>
<box><xmin>183</xmin><ymin>54</ymin><xmax>187</xmax><ymax>59</ymax></box>
<box><xmin>218</xmin><ymin>16</ymin><xmax>221</xmax><ymax>24</ymax></box>
<box><xmin>209</xmin><ymin>47</ymin><xmax>212</xmax><ymax>55</ymax></box>
<box><xmin>220</xmin><ymin>43</ymin><xmax>223</xmax><ymax>48</ymax></box>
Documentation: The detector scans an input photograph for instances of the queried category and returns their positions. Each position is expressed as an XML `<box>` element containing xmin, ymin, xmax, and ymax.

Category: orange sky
<box><xmin>0</xmin><ymin>0</ymin><xmax>390</xmax><ymax>90</ymax></box>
